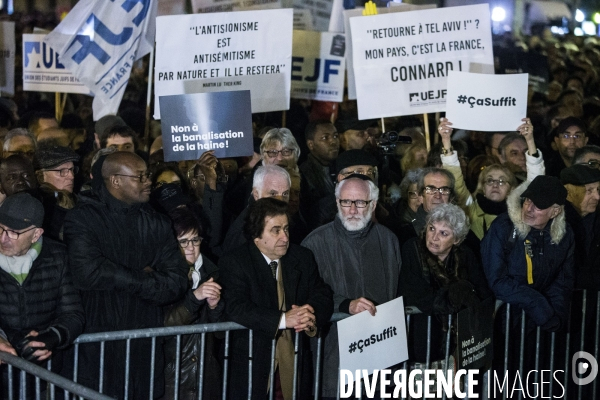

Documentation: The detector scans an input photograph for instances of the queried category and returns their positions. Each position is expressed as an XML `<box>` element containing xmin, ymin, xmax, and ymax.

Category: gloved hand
<box><xmin>447</xmin><ymin>280</ymin><xmax>480</xmax><ymax>310</ymax></box>
<box><xmin>16</xmin><ymin>327</ymin><xmax>63</xmax><ymax>362</ymax></box>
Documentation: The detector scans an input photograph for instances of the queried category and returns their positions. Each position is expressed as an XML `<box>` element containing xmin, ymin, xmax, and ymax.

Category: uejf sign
<box><xmin>291</xmin><ymin>58</ymin><xmax>340</xmax><ymax>83</ymax></box>
<box><xmin>291</xmin><ymin>31</ymin><xmax>345</xmax><ymax>102</ymax></box>
<box><xmin>22</xmin><ymin>34</ymin><xmax>89</xmax><ymax>94</ymax></box>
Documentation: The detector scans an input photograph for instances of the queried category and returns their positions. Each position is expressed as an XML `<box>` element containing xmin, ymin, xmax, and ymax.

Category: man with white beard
<box><xmin>301</xmin><ymin>174</ymin><xmax>402</xmax><ymax>399</ymax></box>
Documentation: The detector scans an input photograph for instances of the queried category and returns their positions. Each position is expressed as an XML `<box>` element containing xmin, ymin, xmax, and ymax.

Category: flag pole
<box><xmin>144</xmin><ymin>45</ymin><xmax>155</xmax><ymax>152</ymax></box>
<box><xmin>55</xmin><ymin>93</ymin><xmax>60</xmax><ymax>123</ymax></box>
<box><xmin>423</xmin><ymin>113</ymin><xmax>430</xmax><ymax>152</ymax></box>
<box><xmin>434</xmin><ymin>112</ymin><xmax>440</xmax><ymax>145</ymax></box>
<box><xmin>380</xmin><ymin>117</ymin><xmax>385</xmax><ymax>133</ymax></box>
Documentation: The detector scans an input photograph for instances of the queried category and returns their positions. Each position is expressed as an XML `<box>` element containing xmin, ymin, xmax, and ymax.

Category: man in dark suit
<box><xmin>219</xmin><ymin>197</ymin><xmax>333</xmax><ymax>400</ymax></box>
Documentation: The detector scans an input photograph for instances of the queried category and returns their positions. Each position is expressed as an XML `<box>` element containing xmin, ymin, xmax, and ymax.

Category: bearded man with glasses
<box><xmin>63</xmin><ymin>151</ymin><xmax>188</xmax><ymax>399</ymax></box>
<box><xmin>301</xmin><ymin>175</ymin><xmax>401</xmax><ymax>399</ymax></box>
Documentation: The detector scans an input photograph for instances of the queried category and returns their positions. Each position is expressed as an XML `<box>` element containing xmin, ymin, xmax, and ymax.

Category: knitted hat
<box><xmin>34</xmin><ymin>145</ymin><xmax>80</xmax><ymax>170</ymax></box>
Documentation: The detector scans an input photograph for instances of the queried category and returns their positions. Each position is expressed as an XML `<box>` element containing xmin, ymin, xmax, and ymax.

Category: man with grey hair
<box><xmin>3</xmin><ymin>128</ymin><xmax>36</xmax><ymax>161</ymax></box>
<box><xmin>301</xmin><ymin>175</ymin><xmax>401</xmax><ymax>399</ymax></box>
<box><xmin>216</xmin><ymin>164</ymin><xmax>291</xmax><ymax>256</ymax></box>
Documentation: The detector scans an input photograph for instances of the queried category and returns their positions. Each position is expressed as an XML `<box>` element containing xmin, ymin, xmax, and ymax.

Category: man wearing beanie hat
<box><xmin>482</xmin><ymin>175</ymin><xmax>574</xmax><ymax>332</ymax></box>
<box><xmin>561</xmin><ymin>164</ymin><xmax>600</xmax><ymax>289</ymax></box>
<box><xmin>0</xmin><ymin>193</ymin><xmax>83</xmax><ymax>378</ymax></box>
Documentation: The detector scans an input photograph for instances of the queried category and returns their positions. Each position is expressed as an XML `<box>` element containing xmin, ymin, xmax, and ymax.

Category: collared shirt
<box><xmin>261</xmin><ymin>253</ymin><xmax>286</xmax><ymax>329</ymax></box>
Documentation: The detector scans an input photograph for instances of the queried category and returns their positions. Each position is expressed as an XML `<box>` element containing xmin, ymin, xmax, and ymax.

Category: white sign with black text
<box><xmin>291</xmin><ymin>31</ymin><xmax>345</xmax><ymax>102</ymax></box>
<box><xmin>445</xmin><ymin>71</ymin><xmax>528</xmax><ymax>132</ymax></box>
<box><xmin>350</xmin><ymin>4</ymin><xmax>493</xmax><ymax>119</ymax></box>
<box><xmin>154</xmin><ymin>9</ymin><xmax>293</xmax><ymax>118</ymax></box>
<box><xmin>337</xmin><ymin>297</ymin><xmax>408</xmax><ymax>382</ymax></box>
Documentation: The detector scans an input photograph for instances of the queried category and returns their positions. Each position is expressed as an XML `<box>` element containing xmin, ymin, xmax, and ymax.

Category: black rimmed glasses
<box><xmin>114</xmin><ymin>171</ymin><xmax>152</xmax><ymax>183</ymax></box>
<box><xmin>44</xmin><ymin>166</ymin><xmax>79</xmax><ymax>177</ymax></box>
<box><xmin>338</xmin><ymin>199</ymin><xmax>372</xmax><ymax>208</ymax></box>
<box><xmin>178</xmin><ymin>237</ymin><xmax>202</xmax><ymax>248</ymax></box>
<box><xmin>0</xmin><ymin>226</ymin><xmax>36</xmax><ymax>240</ymax></box>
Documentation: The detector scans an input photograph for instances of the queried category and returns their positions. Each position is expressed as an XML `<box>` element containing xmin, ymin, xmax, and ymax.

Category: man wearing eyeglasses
<box><xmin>63</xmin><ymin>151</ymin><xmax>188</xmax><ymax>399</ymax></box>
<box><xmin>0</xmin><ymin>193</ymin><xmax>83</xmax><ymax>395</ymax></box>
<box><xmin>301</xmin><ymin>175</ymin><xmax>401</xmax><ymax>399</ymax></box>
<box><xmin>547</xmin><ymin>117</ymin><xmax>589</xmax><ymax>177</ymax></box>
<box><xmin>32</xmin><ymin>144</ymin><xmax>80</xmax><ymax>241</ymax></box>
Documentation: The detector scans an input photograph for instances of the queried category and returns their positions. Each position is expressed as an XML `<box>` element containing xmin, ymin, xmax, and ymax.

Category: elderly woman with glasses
<box><xmin>162</xmin><ymin>207</ymin><xmax>224</xmax><ymax>400</ymax></box>
<box><xmin>436</xmin><ymin>117</ymin><xmax>545</xmax><ymax>240</ymax></box>
<box><xmin>399</xmin><ymin>204</ymin><xmax>492</xmax><ymax>383</ymax></box>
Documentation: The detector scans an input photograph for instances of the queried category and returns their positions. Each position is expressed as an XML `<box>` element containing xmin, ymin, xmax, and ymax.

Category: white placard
<box><xmin>350</xmin><ymin>4</ymin><xmax>493</xmax><ymax>119</ymax></box>
<box><xmin>445</xmin><ymin>71</ymin><xmax>528</xmax><ymax>132</ymax></box>
<box><xmin>337</xmin><ymin>297</ymin><xmax>408</xmax><ymax>381</ymax></box>
<box><xmin>154</xmin><ymin>9</ymin><xmax>293</xmax><ymax>119</ymax></box>
<box><xmin>291</xmin><ymin>31</ymin><xmax>345</xmax><ymax>102</ymax></box>
<box><xmin>293</xmin><ymin>0</ymin><xmax>334</xmax><ymax>31</ymax></box>
<box><xmin>0</xmin><ymin>21</ymin><xmax>15</xmax><ymax>96</ymax></box>
<box><xmin>191</xmin><ymin>0</ymin><xmax>281</xmax><ymax>13</ymax></box>
<box><xmin>22</xmin><ymin>34</ymin><xmax>89</xmax><ymax>94</ymax></box>
<box><xmin>344</xmin><ymin>4</ymin><xmax>436</xmax><ymax>100</ymax></box>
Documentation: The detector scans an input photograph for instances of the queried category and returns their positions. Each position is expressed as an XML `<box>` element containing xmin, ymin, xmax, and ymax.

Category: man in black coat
<box><xmin>219</xmin><ymin>198</ymin><xmax>333</xmax><ymax>400</ymax></box>
<box><xmin>63</xmin><ymin>152</ymin><xmax>188</xmax><ymax>399</ymax></box>
<box><xmin>0</xmin><ymin>193</ymin><xmax>84</xmax><ymax>395</ymax></box>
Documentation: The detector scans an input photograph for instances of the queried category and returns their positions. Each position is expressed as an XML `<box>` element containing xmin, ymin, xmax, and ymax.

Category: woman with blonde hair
<box><xmin>436</xmin><ymin>117</ymin><xmax>545</xmax><ymax>239</ymax></box>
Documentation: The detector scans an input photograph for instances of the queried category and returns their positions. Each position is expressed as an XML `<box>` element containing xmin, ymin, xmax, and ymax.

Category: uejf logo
<box><xmin>572</xmin><ymin>351</ymin><xmax>598</xmax><ymax>385</ymax></box>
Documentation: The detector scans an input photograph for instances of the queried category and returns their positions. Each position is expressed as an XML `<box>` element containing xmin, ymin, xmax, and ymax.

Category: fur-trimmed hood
<box><xmin>506</xmin><ymin>180</ymin><xmax>567</xmax><ymax>244</ymax></box>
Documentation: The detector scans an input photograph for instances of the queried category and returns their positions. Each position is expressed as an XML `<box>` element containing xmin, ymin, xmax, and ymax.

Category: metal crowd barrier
<box><xmin>1</xmin><ymin>291</ymin><xmax>598</xmax><ymax>400</ymax></box>
<box><xmin>0</xmin><ymin>351</ymin><xmax>111</xmax><ymax>400</ymax></box>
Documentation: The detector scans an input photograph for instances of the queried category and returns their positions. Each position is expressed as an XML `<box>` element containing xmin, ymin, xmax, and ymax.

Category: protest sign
<box><xmin>44</xmin><ymin>0</ymin><xmax>156</xmax><ymax>119</ymax></box>
<box><xmin>0</xmin><ymin>22</ymin><xmax>15</xmax><ymax>96</ymax></box>
<box><xmin>350</xmin><ymin>4</ymin><xmax>493</xmax><ymax>119</ymax></box>
<box><xmin>159</xmin><ymin>91</ymin><xmax>253</xmax><ymax>162</ymax></box>
<box><xmin>23</xmin><ymin>34</ymin><xmax>89</xmax><ymax>94</ymax></box>
<box><xmin>343</xmin><ymin>3</ymin><xmax>436</xmax><ymax>101</ymax></box>
<box><xmin>154</xmin><ymin>9</ymin><xmax>293</xmax><ymax>119</ymax></box>
<box><xmin>293</xmin><ymin>0</ymin><xmax>334</xmax><ymax>32</ymax></box>
<box><xmin>456</xmin><ymin>297</ymin><xmax>495</xmax><ymax>371</ymax></box>
<box><xmin>337</xmin><ymin>297</ymin><xmax>408</xmax><ymax>382</ymax></box>
<box><xmin>191</xmin><ymin>0</ymin><xmax>280</xmax><ymax>14</ymax></box>
<box><xmin>291</xmin><ymin>31</ymin><xmax>345</xmax><ymax>102</ymax></box>
<box><xmin>445</xmin><ymin>71</ymin><xmax>528</xmax><ymax>132</ymax></box>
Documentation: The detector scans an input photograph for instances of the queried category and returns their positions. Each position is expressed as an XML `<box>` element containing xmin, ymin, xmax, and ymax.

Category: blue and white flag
<box><xmin>44</xmin><ymin>0</ymin><xmax>156</xmax><ymax>120</ymax></box>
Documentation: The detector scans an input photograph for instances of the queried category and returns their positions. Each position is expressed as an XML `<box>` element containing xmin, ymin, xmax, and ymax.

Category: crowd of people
<box><xmin>0</xmin><ymin>9</ymin><xmax>599</xmax><ymax>400</ymax></box>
